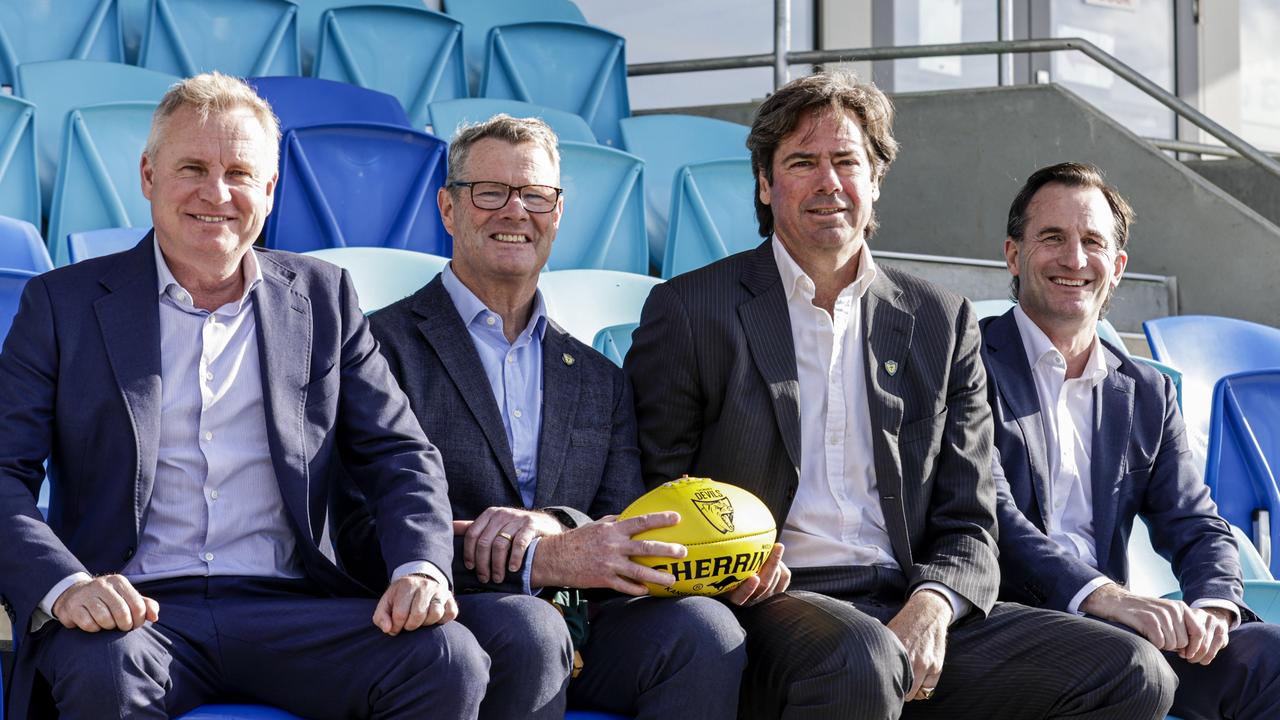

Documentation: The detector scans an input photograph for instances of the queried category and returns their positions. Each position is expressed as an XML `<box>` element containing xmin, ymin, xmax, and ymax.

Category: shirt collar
<box><xmin>441</xmin><ymin>263</ymin><xmax>548</xmax><ymax>342</ymax></box>
<box><xmin>1013</xmin><ymin>304</ymin><xmax>1108</xmax><ymax>386</ymax></box>
<box><xmin>770</xmin><ymin>235</ymin><xmax>878</xmax><ymax>304</ymax></box>
<box><xmin>153</xmin><ymin>236</ymin><xmax>263</xmax><ymax>314</ymax></box>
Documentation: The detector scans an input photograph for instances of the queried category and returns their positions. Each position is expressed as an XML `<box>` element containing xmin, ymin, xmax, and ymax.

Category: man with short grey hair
<box><xmin>0</xmin><ymin>72</ymin><xmax>485</xmax><ymax>719</ymax></box>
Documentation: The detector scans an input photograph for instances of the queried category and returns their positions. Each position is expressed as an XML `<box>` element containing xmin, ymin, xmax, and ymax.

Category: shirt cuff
<box><xmin>522</xmin><ymin>536</ymin><xmax>543</xmax><ymax>596</ymax></box>
<box><xmin>1068</xmin><ymin>576</ymin><xmax>1116</xmax><ymax>616</ymax></box>
<box><xmin>913</xmin><ymin>581</ymin><xmax>971</xmax><ymax>624</ymax></box>
<box><xmin>33</xmin><ymin>572</ymin><xmax>93</xmax><ymax>632</ymax></box>
<box><xmin>390</xmin><ymin>561</ymin><xmax>449</xmax><ymax>589</ymax></box>
<box><xmin>1191</xmin><ymin>598</ymin><xmax>1243</xmax><ymax>630</ymax></box>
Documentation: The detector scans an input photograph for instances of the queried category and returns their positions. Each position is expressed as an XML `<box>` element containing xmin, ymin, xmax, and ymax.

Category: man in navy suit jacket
<box><xmin>333</xmin><ymin>114</ymin><xmax>746</xmax><ymax>720</ymax></box>
<box><xmin>985</xmin><ymin>161</ymin><xmax>1280</xmax><ymax>719</ymax></box>
<box><xmin>0</xmin><ymin>73</ymin><xmax>485</xmax><ymax>719</ymax></box>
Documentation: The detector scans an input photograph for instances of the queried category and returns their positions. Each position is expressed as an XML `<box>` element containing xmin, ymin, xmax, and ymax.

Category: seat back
<box><xmin>0</xmin><ymin>216</ymin><xmax>52</xmax><ymax>273</ymax></box>
<box><xmin>0</xmin><ymin>268</ymin><xmax>38</xmax><ymax>344</ymax></box>
<box><xmin>314</xmin><ymin>6</ymin><xmax>466</xmax><ymax>130</ymax></box>
<box><xmin>440</xmin><ymin>0</ymin><xmax>585</xmax><ymax>93</ymax></box>
<box><xmin>0</xmin><ymin>95</ymin><xmax>41</xmax><ymax>227</ymax></box>
<box><xmin>266</xmin><ymin>122</ymin><xmax>449</xmax><ymax>255</ymax></box>
<box><xmin>538</xmin><ymin>269</ymin><xmax>658</xmax><ymax>345</ymax></box>
<box><xmin>426</xmin><ymin>98</ymin><xmax>595</xmax><ymax>144</ymax></box>
<box><xmin>293</xmin><ymin>0</ymin><xmax>425</xmax><ymax>75</ymax></box>
<box><xmin>662</xmin><ymin>159</ymin><xmax>757</xmax><ymax>279</ymax></box>
<box><xmin>67</xmin><ymin>227</ymin><xmax>149</xmax><ymax>263</ymax></box>
<box><xmin>175</xmin><ymin>705</ymin><xmax>304</xmax><ymax>719</ymax></box>
<box><xmin>553</xmin><ymin>142</ymin><xmax>646</xmax><ymax>273</ymax></box>
<box><xmin>1126</xmin><ymin>516</ymin><xmax>1182</xmax><ymax>598</ymax></box>
<box><xmin>480</xmin><ymin>21</ymin><xmax>628</xmax><ymax>147</ymax></box>
<box><xmin>15</xmin><ymin>60</ymin><xmax>177</xmax><ymax>209</ymax></box>
<box><xmin>139</xmin><ymin>0</ymin><xmax>300</xmax><ymax>77</ymax></box>
<box><xmin>249</xmin><ymin>76</ymin><xmax>411</xmax><ymax>133</ymax></box>
<box><xmin>1205</xmin><ymin>369</ymin><xmax>1280</xmax><ymax>575</ymax></box>
<box><xmin>46</xmin><ymin>101</ymin><xmax>157</xmax><ymax>267</ymax></box>
<box><xmin>0</xmin><ymin>0</ymin><xmax>124</xmax><ymax>87</ymax></box>
<box><xmin>620</xmin><ymin>115</ymin><xmax>748</xmax><ymax>267</ymax></box>
<box><xmin>591</xmin><ymin>322</ymin><xmax>638</xmax><ymax>368</ymax></box>
<box><xmin>304</xmin><ymin>247</ymin><xmax>447</xmax><ymax>313</ymax></box>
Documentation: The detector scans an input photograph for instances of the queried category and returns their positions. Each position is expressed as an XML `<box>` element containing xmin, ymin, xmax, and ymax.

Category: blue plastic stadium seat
<box><xmin>0</xmin><ymin>216</ymin><xmax>53</xmax><ymax>273</ymax></box>
<box><xmin>266</xmin><ymin>122</ymin><xmax>449</xmax><ymax>255</ymax></box>
<box><xmin>441</xmin><ymin>0</ymin><xmax>586</xmax><ymax>94</ymax></box>
<box><xmin>480</xmin><ymin>21</ymin><xmax>629</xmax><ymax>147</ymax></box>
<box><xmin>176</xmin><ymin>705</ymin><xmax>303</xmax><ymax>719</ymax></box>
<box><xmin>313</xmin><ymin>5</ymin><xmax>467</xmax><ymax>130</ymax></box>
<box><xmin>1204</xmin><ymin>369</ymin><xmax>1280</xmax><ymax>576</ymax></box>
<box><xmin>662</xmin><ymin>158</ymin><xmax>756</xmax><ymax>279</ymax></box>
<box><xmin>293</xmin><ymin>0</ymin><xmax>425</xmax><ymax>75</ymax></box>
<box><xmin>67</xmin><ymin>227</ymin><xmax>149</xmax><ymax>263</ymax></box>
<box><xmin>553</xmin><ymin>142</ymin><xmax>647</xmax><ymax>274</ymax></box>
<box><xmin>0</xmin><ymin>268</ymin><xmax>38</xmax><ymax>343</ymax></box>
<box><xmin>138</xmin><ymin>0</ymin><xmax>300</xmax><ymax>77</ymax></box>
<box><xmin>303</xmin><ymin>247</ymin><xmax>448</xmax><ymax>313</ymax></box>
<box><xmin>0</xmin><ymin>95</ymin><xmax>42</xmax><ymax>228</ymax></box>
<box><xmin>564</xmin><ymin>712</ymin><xmax>630</xmax><ymax>720</ymax></box>
<box><xmin>591</xmin><ymin>322</ymin><xmax>638</xmax><ymax>367</ymax></box>
<box><xmin>538</xmin><ymin>270</ymin><xmax>659</xmax><ymax>346</ymax></box>
<box><xmin>427</xmin><ymin>98</ymin><xmax>595</xmax><ymax>144</ymax></box>
<box><xmin>0</xmin><ymin>0</ymin><xmax>125</xmax><ymax>89</ymax></box>
<box><xmin>619</xmin><ymin>115</ymin><xmax>749</xmax><ymax>267</ymax></box>
<box><xmin>249</xmin><ymin>76</ymin><xmax>410</xmax><ymax>133</ymax></box>
<box><xmin>46</xmin><ymin>101</ymin><xmax>156</xmax><ymax>267</ymax></box>
<box><xmin>1164</xmin><ymin>580</ymin><xmax>1280</xmax><ymax>625</ymax></box>
<box><xmin>14</xmin><ymin>60</ymin><xmax>177</xmax><ymax>209</ymax></box>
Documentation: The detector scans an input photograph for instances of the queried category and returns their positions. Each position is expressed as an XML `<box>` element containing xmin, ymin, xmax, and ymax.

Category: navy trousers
<box><xmin>29</xmin><ymin>577</ymin><xmax>488</xmax><ymax>720</ymax></box>
<box><xmin>1163</xmin><ymin>620</ymin><xmax>1280</xmax><ymax>720</ymax></box>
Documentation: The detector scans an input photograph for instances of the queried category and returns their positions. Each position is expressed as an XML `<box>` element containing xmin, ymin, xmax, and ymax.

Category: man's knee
<box><xmin>1125</xmin><ymin>632</ymin><xmax>1180</xmax><ymax>710</ymax></box>
<box><xmin>37</xmin><ymin>626</ymin><xmax>170</xmax><ymax>712</ymax></box>
<box><xmin>659</xmin><ymin>596</ymin><xmax>747</xmax><ymax>666</ymax></box>
<box><xmin>1211</xmin><ymin>621</ymin><xmax>1280</xmax><ymax>680</ymax></box>
<box><xmin>398</xmin><ymin>621</ymin><xmax>490</xmax><ymax>707</ymax></box>
<box><xmin>482</xmin><ymin>594</ymin><xmax>573</xmax><ymax>675</ymax></box>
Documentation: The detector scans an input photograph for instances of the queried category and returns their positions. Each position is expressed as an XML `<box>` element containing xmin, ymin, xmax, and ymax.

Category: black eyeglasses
<box><xmin>448</xmin><ymin>181</ymin><xmax>563</xmax><ymax>213</ymax></box>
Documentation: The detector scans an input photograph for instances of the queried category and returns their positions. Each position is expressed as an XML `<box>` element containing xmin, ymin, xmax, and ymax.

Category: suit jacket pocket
<box><xmin>900</xmin><ymin>409</ymin><xmax>945</xmax><ymax>446</ymax></box>
<box><xmin>303</xmin><ymin>365</ymin><xmax>340</xmax><ymax>408</ymax></box>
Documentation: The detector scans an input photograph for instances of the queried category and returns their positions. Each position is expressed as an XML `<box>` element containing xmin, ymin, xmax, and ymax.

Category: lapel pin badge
<box><xmin>884</xmin><ymin>360</ymin><xmax>899</xmax><ymax>376</ymax></box>
<box><xmin>563</xmin><ymin>353</ymin><xmax>575</xmax><ymax>366</ymax></box>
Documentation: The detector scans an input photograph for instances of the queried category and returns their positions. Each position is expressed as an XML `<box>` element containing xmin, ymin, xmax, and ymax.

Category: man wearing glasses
<box><xmin>332</xmin><ymin>114</ymin><xmax>745</xmax><ymax>719</ymax></box>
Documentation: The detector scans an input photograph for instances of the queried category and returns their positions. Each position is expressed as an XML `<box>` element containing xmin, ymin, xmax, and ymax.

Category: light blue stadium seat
<box><xmin>303</xmin><ymin>247</ymin><xmax>447</xmax><ymax>313</ymax></box>
<box><xmin>0</xmin><ymin>0</ymin><xmax>125</xmax><ymax>89</ymax></box>
<box><xmin>15</xmin><ymin>60</ymin><xmax>177</xmax><ymax>210</ymax></box>
<box><xmin>138</xmin><ymin>0</ymin><xmax>301</xmax><ymax>77</ymax></box>
<box><xmin>427</xmin><ymin>98</ymin><xmax>595</xmax><ymax>144</ymax></box>
<box><xmin>661</xmin><ymin>158</ymin><xmax>756</xmax><ymax>279</ymax></box>
<box><xmin>46</xmin><ymin>101</ymin><xmax>156</xmax><ymax>267</ymax></box>
<box><xmin>67</xmin><ymin>227</ymin><xmax>149</xmax><ymax>263</ymax></box>
<box><xmin>553</xmin><ymin>141</ymin><xmax>647</xmax><ymax>274</ymax></box>
<box><xmin>176</xmin><ymin>705</ymin><xmax>303</xmax><ymax>719</ymax></box>
<box><xmin>1163</xmin><ymin>580</ymin><xmax>1280</xmax><ymax>625</ymax></box>
<box><xmin>620</xmin><ymin>115</ymin><xmax>749</xmax><ymax>267</ymax></box>
<box><xmin>313</xmin><ymin>5</ymin><xmax>467</xmax><ymax>130</ymax></box>
<box><xmin>0</xmin><ymin>95</ymin><xmax>40</xmax><ymax>228</ymax></box>
<box><xmin>266</xmin><ymin>122</ymin><xmax>449</xmax><ymax>255</ymax></box>
<box><xmin>440</xmin><ymin>0</ymin><xmax>586</xmax><ymax>94</ymax></box>
<box><xmin>538</xmin><ymin>269</ymin><xmax>658</xmax><ymax>346</ymax></box>
<box><xmin>591</xmin><ymin>322</ymin><xmax>637</xmax><ymax>367</ymax></box>
<box><xmin>0</xmin><ymin>267</ymin><xmax>37</xmax><ymax>343</ymax></box>
<box><xmin>480</xmin><ymin>21</ymin><xmax>629</xmax><ymax>147</ymax></box>
<box><xmin>1204</xmin><ymin>369</ymin><xmax>1280</xmax><ymax>575</ymax></box>
<box><xmin>0</xmin><ymin>216</ymin><xmax>52</xmax><ymax>273</ymax></box>
<box><xmin>249</xmin><ymin>76</ymin><xmax>411</xmax><ymax>133</ymax></box>
<box><xmin>293</xmin><ymin>0</ymin><xmax>425</xmax><ymax>75</ymax></box>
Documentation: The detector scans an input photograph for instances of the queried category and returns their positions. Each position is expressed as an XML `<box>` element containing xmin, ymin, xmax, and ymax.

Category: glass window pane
<box><xmin>890</xmin><ymin>0</ymin><xmax>998</xmax><ymax>92</ymax></box>
<box><xmin>1240</xmin><ymin>0</ymin><xmax>1280</xmax><ymax>151</ymax></box>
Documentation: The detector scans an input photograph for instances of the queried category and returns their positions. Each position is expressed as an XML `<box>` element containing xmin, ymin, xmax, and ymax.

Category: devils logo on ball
<box><xmin>691</xmin><ymin>487</ymin><xmax>735</xmax><ymax>534</ymax></box>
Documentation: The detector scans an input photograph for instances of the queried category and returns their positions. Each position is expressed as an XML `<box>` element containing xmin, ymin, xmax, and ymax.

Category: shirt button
<box><xmin>203</xmin><ymin>552</ymin><xmax>214</xmax><ymax>562</ymax></box>
<box><xmin>506</xmin><ymin>355</ymin><xmax>515</xmax><ymax>364</ymax></box>
<box><xmin>486</xmin><ymin>316</ymin><xmax>496</xmax><ymax>326</ymax></box>
<box><xmin>178</xmin><ymin>292</ymin><xmax>189</xmax><ymax>303</ymax></box>
<box><xmin>828</xmin><ymin>435</ymin><xmax>839</xmax><ymax>445</ymax></box>
<box><xmin>205</xmin><ymin>371</ymin><xmax>214</xmax><ymax>381</ymax></box>
<box><xmin>513</xmin><ymin>409</ymin><xmax>523</xmax><ymax>418</ymax></box>
<box><xmin>204</xmin><ymin>431</ymin><xmax>213</xmax><ymax>441</ymax></box>
<box><xmin>210</xmin><ymin>490</ymin><xmax>219</xmax><ymax>500</ymax></box>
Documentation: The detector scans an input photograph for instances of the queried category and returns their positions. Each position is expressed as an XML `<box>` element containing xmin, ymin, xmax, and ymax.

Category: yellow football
<box><xmin>619</xmin><ymin>476</ymin><xmax>777</xmax><ymax>597</ymax></box>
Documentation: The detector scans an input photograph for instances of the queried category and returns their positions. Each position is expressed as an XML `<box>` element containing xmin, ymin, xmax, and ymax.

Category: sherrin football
<box><xmin>619</xmin><ymin>476</ymin><xmax>777</xmax><ymax>597</ymax></box>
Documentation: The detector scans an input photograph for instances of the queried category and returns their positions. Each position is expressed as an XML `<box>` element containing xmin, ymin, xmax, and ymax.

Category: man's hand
<box><xmin>886</xmin><ymin>589</ymin><xmax>953</xmax><ymax>702</ymax></box>
<box><xmin>52</xmin><ymin>575</ymin><xmax>159</xmax><ymax>633</ymax></box>
<box><xmin>373</xmin><ymin>573</ymin><xmax>457</xmax><ymax>635</ymax></box>
<box><xmin>1081</xmin><ymin>583</ymin><xmax>1230</xmax><ymax>663</ymax></box>
<box><xmin>530</xmin><ymin>511</ymin><xmax>686</xmax><ymax>594</ymax></box>
<box><xmin>453</xmin><ymin>507</ymin><xmax>566</xmax><ymax>584</ymax></box>
<box><xmin>1178</xmin><ymin>606</ymin><xmax>1231</xmax><ymax>665</ymax></box>
<box><xmin>725</xmin><ymin>543</ymin><xmax>790</xmax><ymax>606</ymax></box>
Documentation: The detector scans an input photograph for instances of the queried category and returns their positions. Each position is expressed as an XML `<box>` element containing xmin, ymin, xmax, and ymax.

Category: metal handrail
<box><xmin>627</xmin><ymin>37</ymin><xmax>1280</xmax><ymax>182</ymax></box>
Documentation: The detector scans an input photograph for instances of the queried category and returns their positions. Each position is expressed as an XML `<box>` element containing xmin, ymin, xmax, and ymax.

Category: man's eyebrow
<box><xmin>1033</xmin><ymin>225</ymin><xmax>1065</xmax><ymax>237</ymax></box>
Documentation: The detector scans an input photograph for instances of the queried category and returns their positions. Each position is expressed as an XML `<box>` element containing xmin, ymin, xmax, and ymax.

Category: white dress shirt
<box><xmin>773</xmin><ymin>239</ymin><xmax>967</xmax><ymax>618</ymax></box>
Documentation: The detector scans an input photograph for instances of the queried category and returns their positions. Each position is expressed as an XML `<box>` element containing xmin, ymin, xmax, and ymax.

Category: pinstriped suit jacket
<box><xmin>625</xmin><ymin>241</ymin><xmax>999</xmax><ymax>613</ymax></box>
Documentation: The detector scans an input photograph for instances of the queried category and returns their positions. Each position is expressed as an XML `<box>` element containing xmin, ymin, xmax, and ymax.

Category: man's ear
<box><xmin>438</xmin><ymin>187</ymin><xmax>456</xmax><ymax>236</ymax></box>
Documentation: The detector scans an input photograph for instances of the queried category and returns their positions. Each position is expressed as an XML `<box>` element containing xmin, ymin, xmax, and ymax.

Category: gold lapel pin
<box><xmin>563</xmin><ymin>353</ymin><xmax>575</xmax><ymax>366</ymax></box>
<box><xmin>884</xmin><ymin>360</ymin><xmax>899</xmax><ymax>376</ymax></box>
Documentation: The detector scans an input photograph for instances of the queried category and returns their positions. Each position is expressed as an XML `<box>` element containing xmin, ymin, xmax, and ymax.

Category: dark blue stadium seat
<box><xmin>661</xmin><ymin>158</ymin><xmax>756</xmax><ymax>279</ymax></box>
<box><xmin>265</xmin><ymin>122</ymin><xmax>449</xmax><ymax>255</ymax></box>
<box><xmin>441</xmin><ymin>0</ymin><xmax>586</xmax><ymax>94</ymax></box>
<box><xmin>427</xmin><ymin>98</ymin><xmax>596</xmax><ymax>144</ymax></box>
<box><xmin>0</xmin><ymin>95</ymin><xmax>42</xmax><ymax>228</ymax></box>
<box><xmin>0</xmin><ymin>217</ymin><xmax>52</xmax><ymax>273</ymax></box>
<box><xmin>0</xmin><ymin>0</ymin><xmax>125</xmax><ymax>89</ymax></box>
<box><xmin>176</xmin><ymin>705</ymin><xmax>302</xmax><ymax>719</ymax></box>
<box><xmin>0</xmin><ymin>268</ymin><xmax>38</xmax><ymax>343</ymax></box>
<box><xmin>67</xmin><ymin>227</ymin><xmax>149</xmax><ymax>263</ymax></box>
<box><xmin>480</xmin><ymin>21</ymin><xmax>629</xmax><ymax>148</ymax></box>
<box><xmin>313</xmin><ymin>5</ymin><xmax>467</xmax><ymax>129</ymax></box>
<box><xmin>138</xmin><ymin>0</ymin><xmax>300</xmax><ymax>77</ymax></box>
<box><xmin>248</xmin><ymin>76</ymin><xmax>411</xmax><ymax>132</ymax></box>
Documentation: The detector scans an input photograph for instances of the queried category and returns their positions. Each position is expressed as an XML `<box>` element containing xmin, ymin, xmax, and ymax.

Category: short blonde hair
<box><xmin>144</xmin><ymin>72</ymin><xmax>281</xmax><ymax>167</ymax></box>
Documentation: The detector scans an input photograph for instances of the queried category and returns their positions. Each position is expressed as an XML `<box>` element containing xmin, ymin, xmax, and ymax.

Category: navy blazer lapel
<box><xmin>93</xmin><ymin>234</ymin><xmax>162</xmax><ymax>534</ymax></box>
<box><xmin>252</xmin><ymin>251</ymin><xmax>317</xmax><ymax>541</ymax></box>
<box><xmin>862</xmin><ymin>271</ymin><xmax>914</xmax><ymax>567</ymax></box>
<box><xmin>534</xmin><ymin>324</ymin><xmax>580</xmax><ymax>508</ymax></box>
<box><xmin>984</xmin><ymin>310</ymin><xmax>1054</xmax><ymax>528</ymax></box>
<box><xmin>738</xmin><ymin>242</ymin><xmax>802</xmax><ymax>471</ymax></box>
<box><xmin>414</xmin><ymin>279</ymin><xmax>521</xmax><ymax>494</ymax></box>
<box><xmin>1091</xmin><ymin>347</ymin><xmax>1133</xmax><ymax>573</ymax></box>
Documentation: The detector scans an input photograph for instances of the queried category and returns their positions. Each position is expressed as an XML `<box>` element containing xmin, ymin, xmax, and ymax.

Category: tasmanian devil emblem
<box><xmin>691</xmin><ymin>488</ymin><xmax>735</xmax><ymax>534</ymax></box>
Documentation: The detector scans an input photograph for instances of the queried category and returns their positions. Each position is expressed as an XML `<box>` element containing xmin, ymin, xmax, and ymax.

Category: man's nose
<box><xmin>198</xmin><ymin>174</ymin><xmax>232</xmax><ymax>204</ymax></box>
